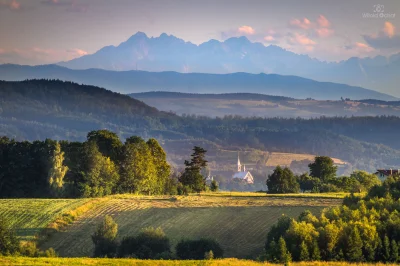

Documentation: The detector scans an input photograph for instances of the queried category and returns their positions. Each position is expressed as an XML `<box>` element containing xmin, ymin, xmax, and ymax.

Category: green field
<box><xmin>0</xmin><ymin>257</ymin><xmax>398</xmax><ymax>266</ymax></box>
<box><xmin>0</xmin><ymin>194</ymin><xmax>343</xmax><ymax>259</ymax></box>
<box><xmin>37</xmin><ymin>194</ymin><xmax>341</xmax><ymax>259</ymax></box>
<box><xmin>0</xmin><ymin>199</ymin><xmax>92</xmax><ymax>241</ymax></box>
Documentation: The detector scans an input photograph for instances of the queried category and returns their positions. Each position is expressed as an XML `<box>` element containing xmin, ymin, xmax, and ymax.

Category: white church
<box><xmin>232</xmin><ymin>153</ymin><xmax>254</xmax><ymax>184</ymax></box>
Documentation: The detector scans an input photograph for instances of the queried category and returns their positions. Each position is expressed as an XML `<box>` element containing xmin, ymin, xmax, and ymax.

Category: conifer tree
<box><xmin>346</xmin><ymin>227</ymin><xmax>363</xmax><ymax>262</ymax></box>
<box><xmin>383</xmin><ymin>235</ymin><xmax>391</xmax><ymax>261</ymax></box>
<box><xmin>310</xmin><ymin>239</ymin><xmax>321</xmax><ymax>261</ymax></box>
<box><xmin>299</xmin><ymin>241</ymin><xmax>310</xmax><ymax>261</ymax></box>
<box><xmin>179</xmin><ymin>146</ymin><xmax>208</xmax><ymax>193</ymax></box>
<box><xmin>278</xmin><ymin>236</ymin><xmax>291</xmax><ymax>263</ymax></box>
<box><xmin>390</xmin><ymin>240</ymin><xmax>398</xmax><ymax>262</ymax></box>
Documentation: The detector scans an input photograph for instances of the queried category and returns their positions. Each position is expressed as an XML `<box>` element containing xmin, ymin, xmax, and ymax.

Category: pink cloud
<box><xmin>0</xmin><ymin>0</ymin><xmax>21</xmax><ymax>10</ymax></box>
<box><xmin>363</xmin><ymin>21</ymin><xmax>400</xmax><ymax>49</ymax></box>
<box><xmin>345</xmin><ymin>42</ymin><xmax>374</xmax><ymax>54</ymax></box>
<box><xmin>0</xmin><ymin>47</ymin><xmax>89</xmax><ymax>64</ymax></box>
<box><xmin>289</xmin><ymin>15</ymin><xmax>334</xmax><ymax>38</ymax></box>
<box><xmin>317</xmin><ymin>15</ymin><xmax>331</xmax><ymax>28</ymax></box>
<box><xmin>315</xmin><ymin>28</ymin><xmax>334</xmax><ymax>38</ymax></box>
<box><xmin>383</xmin><ymin>21</ymin><xmax>395</xmax><ymax>38</ymax></box>
<box><xmin>67</xmin><ymin>48</ymin><xmax>88</xmax><ymax>57</ymax></box>
<box><xmin>238</xmin><ymin>25</ymin><xmax>255</xmax><ymax>35</ymax></box>
<box><xmin>293</xmin><ymin>33</ymin><xmax>316</xmax><ymax>46</ymax></box>
<box><xmin>264</xmin><ymin>35</ymin><xmax>275</xmax><ymax>42</ymax></box>
<box><xmin>289</xmin><ymin>18</ymin><xmax>312</xmax><ymax>29</ymax></box>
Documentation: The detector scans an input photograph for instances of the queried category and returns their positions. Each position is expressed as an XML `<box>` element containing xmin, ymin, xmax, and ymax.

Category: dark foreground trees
<box><xmin>92</xmin><ymin>217</ymin><xmax>223</xmax><ymax>260</ymax></box>
<box><xmin>118</xmin><ymin>227</ymin><xmax>171</xmax><ymax>259</ymax></box>
<box><xmin>179</xmin><ymin>146</ymin><xmax>208</xmax><ymax>193</ymax></box>
<box><xmin>266</xmin><ymin>166</ymin><xmax>299</xmax><ymax>193</ymax></box>
<box><xmin>0</xmin><ymin>130</ymin><xmax>173</xmax><ymax>198</ymax></box>
<box><xmin>176</xmin><ymin>239</ymin><xmax>224</xmax><ymax>260</ymax></box>
<box><xmin>0</xmin><ymin>217</ymin><xmax>19</xmax><ymax>255</ymax></box>
<box><xmin>264</xmin><ymin>176</ymin><xmax>400</xmax><ymax>263</ymax></box>
<box><xmin>91</xmin><ymin>215</ymin><xmax>118</xmax><ymax>258</ymax></box>
<box><xmin>0</xmin><ymin>130</ymin><xmax>214</xmax><ymax>198</ymax></box>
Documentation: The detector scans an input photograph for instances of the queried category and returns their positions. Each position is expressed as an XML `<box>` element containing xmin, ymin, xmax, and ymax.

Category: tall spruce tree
<box><xmin>346</xmin><ymin>227</ymin><xmax>363</xmax><ymax>262</ymax></box>
<box><xmin>299</xmin><ymin>241</ymin><xmax>310</xmax><ymax>261</ymax></box>
<box><xmin>179</xmin><ymin>146</ymin><xmax>208</xmax><ymax>193</ymax></box>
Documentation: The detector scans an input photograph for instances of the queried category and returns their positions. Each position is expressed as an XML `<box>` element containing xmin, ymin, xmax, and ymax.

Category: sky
<box><xmin>0</xmin><ymin>0</ymin><xmax>400</xmax><ymax>65</ymax></box>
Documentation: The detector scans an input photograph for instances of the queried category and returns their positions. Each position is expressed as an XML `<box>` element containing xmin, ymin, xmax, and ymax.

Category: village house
<box><xmin>375</xmin><ymin>169</ymin><xmax>400</xmax><ymax>181</ymax></box>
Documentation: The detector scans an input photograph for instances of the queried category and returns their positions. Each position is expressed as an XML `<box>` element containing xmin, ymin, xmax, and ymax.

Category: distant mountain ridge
<box><xmin>57</xmin><ymin>32</ymin><xmax>400</xmax><ymax>96</ymax></box>
<box><xmin>0</xmin><ymin>64</ymin><xmax>396</xmax><ymax>101</ymax></box>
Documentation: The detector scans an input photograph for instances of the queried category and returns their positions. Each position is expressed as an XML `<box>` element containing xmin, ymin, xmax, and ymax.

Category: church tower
<box><xmin>237</xmin><ymin>152</ymin><xmax>242</xmax><ymax>172</ymax></box>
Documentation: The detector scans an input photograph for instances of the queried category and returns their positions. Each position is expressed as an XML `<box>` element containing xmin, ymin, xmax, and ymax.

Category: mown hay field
<box><xmin>265</xmin><ymin>152</ymin><xmax>346</xmax><ymax>167</ymax></box>
<box><xmin>38</xmin><ymin>195</ymin><xmax>342</xmax><ymax>259</ymax></box>
<box><xmin>0</xmin><ymin>198</ymin><xmax>92</xmax><ymax>241</ymax></box>
<box><xmin>0</xmin><ymin>257</ymin><xmax>398</xmax><ymax>266</ymax></box>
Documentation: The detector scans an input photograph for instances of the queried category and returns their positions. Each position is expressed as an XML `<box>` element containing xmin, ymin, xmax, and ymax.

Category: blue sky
<box><xmin>0</xmin><ymin>0</ymin><xmax>399</xmax><ymax>64</ymax></box>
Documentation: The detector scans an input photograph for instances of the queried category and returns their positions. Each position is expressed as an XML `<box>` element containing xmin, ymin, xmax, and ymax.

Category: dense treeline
<box><xmin>2</xmin><ymin>79</ymin><xmax>400</xmax><ymax>171</ymax></box>
<box><xmin>0</xmin><ymin>130</ymin><xmax>172</xmax><ymax>198</ymax></box>
<box><xmin>266</xmin><ymin>156</ymin><xmax>382</xmax><ymax>194</ymax></box>
<box><xmin>0</xmin><ymin>129</ymin><xmax>216</xmax><ymax>198</ymax></box>
<box><xmin>264</xmin><ymin>176</ymin><xmax>400</xmax><ymax>263</ymax></box>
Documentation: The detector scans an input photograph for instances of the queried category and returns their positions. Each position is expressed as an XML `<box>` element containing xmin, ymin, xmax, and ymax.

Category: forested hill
<box><xmin>0</xmin><ymin>79</ymin><xmax>176</xmax><ymax>138</ymax></box>
<box><xmin>0</xmin><ymin>64</ymin><xmax>396</xmax><ymax>101</ymax></box>
<box><xmin>2</xmin><ymin>79</ymin><xmax>400</xmax><ymax>172</ymax></box>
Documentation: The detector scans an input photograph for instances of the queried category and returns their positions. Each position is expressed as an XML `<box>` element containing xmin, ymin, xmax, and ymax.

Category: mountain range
<box><xmin>0</xmin><ymin>64</ymin><xmax>395</xmax><ymax>100</ymax></box>
<box><xmin>57</xmin><ymin>32</ymin><xmax>400</xmax><ymax>97</ymax></box>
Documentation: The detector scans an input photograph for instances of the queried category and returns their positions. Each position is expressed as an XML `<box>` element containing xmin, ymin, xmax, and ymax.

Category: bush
<box><xmin>118</xmin><ymin>227</ymin><xmax>171</xmax><ymax>259</ymax></box>
<box><xmin>210</xmin><ymin>180</ymin><xmax>219</xmax><ymax>192</ymax></box>
<box><xmin>176</xmin><ymin>238</ymin><xmax>223</xmax><ymax>259</ymax></box>
<box><xmin>92</xmin><ymin>215</ymin><xmax>118</xmax><ymax>258</ymax></box>
<box><xmin>0</xmin><ymin>217</ymin><xmax>19</xmax><ymax>255</ymax></box>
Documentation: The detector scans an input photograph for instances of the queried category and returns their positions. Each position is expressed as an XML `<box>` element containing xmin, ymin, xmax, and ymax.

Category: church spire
<box><xmin>237</xmin><ymin>152</ymin><xmax>241</xmax><ymax>172</ymax></box>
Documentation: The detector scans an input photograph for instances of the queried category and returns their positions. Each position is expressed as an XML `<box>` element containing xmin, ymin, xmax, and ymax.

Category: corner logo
<box><xmin>362</xmin><ymin>4</ymin><xmax>396</xmax><ymax>19</ymax></box>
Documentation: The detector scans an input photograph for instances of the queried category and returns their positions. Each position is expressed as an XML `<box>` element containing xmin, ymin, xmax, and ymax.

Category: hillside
<box><xmin>130</xmin><ymin>91</ymin><xmax>400</xmax><ymax>118</ymax></box>
<box><xmin>2</xmin><ymin>80</ymin><xmax>400</xmax><ymax>172</ymax></box>
<box><xmin>0</xmin><ymin>195</ymin><xmax>341</xmax><ymax>259</ymax></box>
<box><xmin>0</xmin><ymin>64</ymin><xmax>396</xmax><ymax>101</ymax></box>
<box><xmin>54</xmin><ymin>32</ymin><xmax>400</xmax><ymax>97</ymax></box>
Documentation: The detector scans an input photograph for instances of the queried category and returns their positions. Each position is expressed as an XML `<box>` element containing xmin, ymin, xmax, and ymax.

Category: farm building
<box><xmin>232</xmin><ymin>153</ymin><xmax>254</xmax><ymax>184</ymax></box>
<box><xmin>375</xmin><ymin>169</ymin><xmax>400</xmax><ymax>181</ymax></box>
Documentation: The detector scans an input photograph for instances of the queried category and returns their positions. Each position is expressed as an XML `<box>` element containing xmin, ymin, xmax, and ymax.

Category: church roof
<box><xmin>232</xmin><ymin>171</ymin><xmax>249</xmax><ymax>179</ymax></box>
<box><xmin>232</xmin><ymin>171</ymin><xmax>254</xmax><ymax>184</ymax></box>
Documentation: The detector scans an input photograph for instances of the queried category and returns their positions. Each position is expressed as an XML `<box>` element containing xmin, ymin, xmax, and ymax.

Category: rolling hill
<box><xmin>2</xmin><ymin>79</ymin><xmax>400</xmax><ymax>173</ymax></box>
<box><xmin>0</xmin><ymin>64</ymin><xmax>396</xmax><ymax>101</ymax></box>
<box><xmin>0</xmin><ymin>195</ymin><xmax>342</xmax><ymax>259</ymax></box>
<box><xmin>129</xmin><ymin>91</ymin><xmax>400</xmax><ymax>118</ymax></box>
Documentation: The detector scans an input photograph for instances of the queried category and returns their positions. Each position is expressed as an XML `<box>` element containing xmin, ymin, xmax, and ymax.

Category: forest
<box><xmin>2</xmin><ymin>79</ymin><xmax>400</xmax><ymax>172</ymax></box>
<box><xmin>264</xmin><ymin>175</ymin><xmax>400</xmax><ymax>263</ymax></box>
<box><xmin>0</xmin><ymin>129</ymin><xmax>216</xmax><ymax>198</ymax></box>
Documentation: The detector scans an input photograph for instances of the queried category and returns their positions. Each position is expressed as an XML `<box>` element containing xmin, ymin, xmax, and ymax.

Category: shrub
<box><xmin>118</xmin><ymin>227</ymin><xmax>171</xmax><ymax>259</ymax></box>
<box><xmin>92</xmin><ymin>215</ymin><xmax>118</xmax><ymax>258</ymax></box>
<box><xmin>0</xmin><ymin>217</ymin><xmax>19</xmax><ymax>255</ymax></box>
<box><xmin>176</xmin><ymin>238</ymin><xmax>223</xmax><ymax>259</ymax></box>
